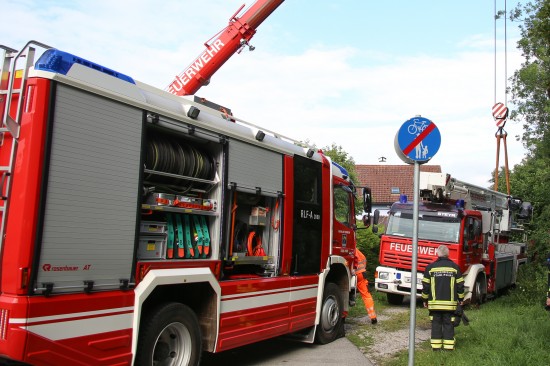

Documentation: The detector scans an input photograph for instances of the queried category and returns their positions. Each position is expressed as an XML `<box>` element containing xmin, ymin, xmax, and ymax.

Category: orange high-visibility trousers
<box><xmin>357</xmin><ymin>272</ymin><xmax>377</xmax><ymax>320</ymax></box>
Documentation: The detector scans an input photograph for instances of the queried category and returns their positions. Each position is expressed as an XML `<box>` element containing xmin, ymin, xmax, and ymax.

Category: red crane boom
<box><xmin>166</xmin><ymin>0</ymin><xmax>284</xmax><ymax>96</ymax></box>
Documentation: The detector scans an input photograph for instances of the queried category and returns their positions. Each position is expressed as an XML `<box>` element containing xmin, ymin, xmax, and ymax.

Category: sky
<box><xmin>2</xmin><ymin>0</ymin><xmax>530</xmax><ymax>187</ymax></box>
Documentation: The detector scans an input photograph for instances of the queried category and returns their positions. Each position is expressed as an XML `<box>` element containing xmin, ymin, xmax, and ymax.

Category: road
<box><xmin>201</xmin><ymin>336</ymin><xmax>375</xmax><ymax>366</ymax></box>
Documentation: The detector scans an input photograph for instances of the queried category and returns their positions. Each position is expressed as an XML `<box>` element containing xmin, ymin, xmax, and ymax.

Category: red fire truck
<box><xmin>0</xmin><ymin>36</ymin><xmax>372</xmax><ymax>366</ymax></box>
<box><xmin>374</xmin><ymin>172</ymin><xmax>532</xmax><ymax>305</ymax></box>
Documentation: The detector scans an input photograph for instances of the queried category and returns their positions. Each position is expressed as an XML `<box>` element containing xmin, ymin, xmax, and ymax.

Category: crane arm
<box><xmin>167</xmin><ymin>0</ymin><xmax>284</xmax><ymax>96</ymax></box>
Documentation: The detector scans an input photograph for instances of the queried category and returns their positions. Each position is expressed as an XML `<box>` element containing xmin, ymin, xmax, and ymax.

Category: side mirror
<box><xmin>363</xmin><ymin>187</ymin><xmax>372</xmax><ymax>213</ymax></box>
<box><xmin>373</xmin><ymin>209</ymin><xmax>380</xmax><ymax>225</ymax></box>
<box><xmin>371</xmin><ymin>209</ymin><xmax>380</xmax><ymax>233</ymax></box>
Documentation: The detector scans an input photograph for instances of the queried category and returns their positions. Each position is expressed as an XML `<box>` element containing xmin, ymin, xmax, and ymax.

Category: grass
<box><xmin>347</xmin><ymin>284</ymin><xmax>550</xmax><ymax>366</ymax></box>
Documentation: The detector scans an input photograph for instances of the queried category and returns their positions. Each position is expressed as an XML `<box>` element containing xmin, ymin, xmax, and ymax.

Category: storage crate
<box><xmin>140</xmin><ymin>221</ymin><xmax>167</xmax><ymax>234</ymax></box>
<box><xmin>249</xmin><ymin>206</ymin><xmax>267</xmax><ymax>226</ymax></box>
<box><xmin>138</xmin><ymin>235</ymin><xmax>167</xmax><ymax>259</ymax></box>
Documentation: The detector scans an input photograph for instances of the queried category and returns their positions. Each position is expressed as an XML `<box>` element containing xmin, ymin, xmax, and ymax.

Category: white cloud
<box><xmin>3</xmin><ymin>0</ymin><xmax>527</xmax><ymax>188</ymax></box>
<box><xmin>191</xmin><ymin>42</ymin><xmax>526</xmax><ymax>187</ymax></box>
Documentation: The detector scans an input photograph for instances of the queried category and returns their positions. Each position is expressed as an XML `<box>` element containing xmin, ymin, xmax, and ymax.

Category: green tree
<box><xmin>321</xmin><ymin>143</ymin><xmax>359</xmax><ymax>184</ymax></box>
<box><xmin>507</xmin><ymin>0</ymin><xmax>550</xmax><ymax>266</ymax></box>
<box><xmin>510</xmin><ymin>0</ymin><xmax>550</xmax><ymax>157</ymax></box>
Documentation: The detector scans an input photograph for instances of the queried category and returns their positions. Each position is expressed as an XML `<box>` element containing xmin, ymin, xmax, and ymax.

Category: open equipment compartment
<box><xmin>139</xmin><ymin>119</ymin><xmax>223</xmax><ymax>261</ymax></box>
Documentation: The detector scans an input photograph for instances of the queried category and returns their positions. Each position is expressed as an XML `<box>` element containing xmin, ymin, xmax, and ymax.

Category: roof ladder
<box><xmin>0</xmin><ymin>41</ymin><xmax>50</xmax><ymax>253</ymax></box>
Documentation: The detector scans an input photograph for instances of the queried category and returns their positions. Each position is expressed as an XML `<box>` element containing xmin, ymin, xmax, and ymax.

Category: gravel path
<box><xmin>346</xmin><ymin>307</ymin><xmax>431</xmax><ymax>365</ymax></box>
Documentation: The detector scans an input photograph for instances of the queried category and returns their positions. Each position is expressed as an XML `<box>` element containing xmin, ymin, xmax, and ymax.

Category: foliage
<box><xmin>503</xmin><ymin>0</ymin><xmax>550</xmax><ymax>266</ymax></box>
<box><xmin>321</xmin><ymin>143</ymin><xmax>358</xmax><ymax>184</ymax></box>
<box><xmin>509</xmin><ymin>0</ymin><xmax>550</xmax><ymax>155</ymax></box>
<box><xmin>507</xmin><ymin>262</ymin><xmax>548</xmax><ymax>306</ymax></box>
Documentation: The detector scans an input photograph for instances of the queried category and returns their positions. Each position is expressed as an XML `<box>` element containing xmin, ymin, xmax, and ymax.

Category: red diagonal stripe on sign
<box><xmin>403</xmin><ymin>122</ymin><xmax>436</xmax><ymax>155</ymax></box>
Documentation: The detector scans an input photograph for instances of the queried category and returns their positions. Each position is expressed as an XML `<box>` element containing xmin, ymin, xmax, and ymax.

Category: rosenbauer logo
<box><xmin>42</xmin><ymin>264</ymin><xmax>80</xmax><ymax>272</ymax></box>
<box><xmin>389</xmin><ymin>243</ymin><xmax>437</xmax><ymax>256</ymax></box>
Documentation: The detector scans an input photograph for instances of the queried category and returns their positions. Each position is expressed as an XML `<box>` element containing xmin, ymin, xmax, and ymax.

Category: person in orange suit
<box><xmin>354</xmin><ymin>248</ymin><xmax>377</xmax><ymax>324</ymax></box>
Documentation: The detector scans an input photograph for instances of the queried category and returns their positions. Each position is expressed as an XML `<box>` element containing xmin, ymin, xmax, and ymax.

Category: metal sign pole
<box><xmin>394</xmin><ymin>115</ymin><xmax>441</xmax><ymax>366</ymax></box>
<box><xmin>408</xmin><ymin>161</ymin><xmax>420</xmax><ymax>366</ymax></box>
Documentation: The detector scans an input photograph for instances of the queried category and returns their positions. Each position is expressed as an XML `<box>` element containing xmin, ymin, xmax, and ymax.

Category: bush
<box><xmin>506</xmin><ymin>263</ymin><xmax>548</xmax><ymax>307</ymax></box>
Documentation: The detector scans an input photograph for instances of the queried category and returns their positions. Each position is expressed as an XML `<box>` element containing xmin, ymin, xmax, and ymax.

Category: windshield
<box><xmin>386</xmin><ymin>211</ymin><xmax>460</xmax><ymax>243</ymax></box>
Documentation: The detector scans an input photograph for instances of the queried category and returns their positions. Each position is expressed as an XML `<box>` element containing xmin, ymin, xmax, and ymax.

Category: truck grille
<box><xmin>382</xmin><ymin>252</ymin><xmax>433</xmax><ymax>271</ymax></box>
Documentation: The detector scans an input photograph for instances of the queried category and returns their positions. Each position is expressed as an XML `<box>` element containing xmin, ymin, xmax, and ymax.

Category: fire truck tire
<box><xmin>315</xmin><ymin>282</ymin><xmax>344</xmax><ymax>344</ymax></box>
<box><xmin>472</xmin><ymin>276</ymin><xmax>487</xmax><ymax>305</ymax></box>
<box><xmin>136</xmin><ymin>302</ymin><xmax>202</xmax><ymax>366</ymax></box>
<box><xmin>386</xmin><ymin>293</ymin><xmax>404</xmax><ymax>305</ymax></box>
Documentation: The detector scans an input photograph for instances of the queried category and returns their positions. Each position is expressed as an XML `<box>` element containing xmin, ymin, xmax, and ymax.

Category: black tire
<box><xmin>315</xmin><ymin>282</ymin><xmax>344</xmax><ymax>344</ymax></box>
<box><xmin>387</xmin><ymin>293</ymin><xmax>404</xmax><ymax>305</ymax></box>
<box><xmin>471</xmin><ymin>275</ymin><xmax>487</xmax><ymax>305</ymax></box>
<box><xmin>136</xmin><ymin>302</ymin><xmax>202</xmax><ymax>366</ymax></box>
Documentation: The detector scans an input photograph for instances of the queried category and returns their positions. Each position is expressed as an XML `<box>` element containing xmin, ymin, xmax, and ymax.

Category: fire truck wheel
<box><xmin>472</xmin><ymin>276</ymin><xmax>487</xmax><ymax>305</ymax></box>
<box><xmin>315</xmin><ymin>282</ymin><xmax>344</xmax><ymax>344</ymax></box>
<box><xmin>136</xmin><ymin>302</ymin><xmax>202</xmax><ymax>366</ymax></box>
<box><xmin>386</xmin><ymin>293</ymin><xmax>404</xmax><ymax>305</ymax></box>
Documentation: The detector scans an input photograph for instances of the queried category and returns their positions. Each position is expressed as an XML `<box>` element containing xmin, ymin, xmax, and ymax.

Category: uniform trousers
<box><xmin>429</xmin><ymin>310</ymin><xmax>455</xmax><ymax>350</ymax></box>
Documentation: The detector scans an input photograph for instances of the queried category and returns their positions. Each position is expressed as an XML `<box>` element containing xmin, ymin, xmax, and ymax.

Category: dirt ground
<box><xmin>346</xmin><ymin>306</ymin><xmax>431</xmax><ymax>365</ymax></box>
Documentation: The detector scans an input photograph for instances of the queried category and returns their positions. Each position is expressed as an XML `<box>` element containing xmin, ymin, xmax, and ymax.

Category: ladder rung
<box><xmin>0</xmin><ymin>88</ymin><xmax>22</xmax><ymax>95</ymax></box>
<box><xmin>0</xmin><ymin>166</ymin><xmax>10</xmax><ymax>172</ymax></box>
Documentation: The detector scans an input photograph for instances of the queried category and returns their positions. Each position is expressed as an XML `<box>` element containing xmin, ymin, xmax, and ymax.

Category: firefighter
<box><xmin>354</xmin><ymin>248</ymin><xmax>377</xmax><ymax>324</ymax></box>
<box><xmin>421</xmin><ymin>245</ymin><xmax>465</xmax><ymax>351</ymax></box>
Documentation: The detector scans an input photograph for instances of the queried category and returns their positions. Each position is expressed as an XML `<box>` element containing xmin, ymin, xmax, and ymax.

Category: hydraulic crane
<box><xmin>166</xmin><ymin>0</ymin><xmax>284</xmax><ymax>96</ymax></box>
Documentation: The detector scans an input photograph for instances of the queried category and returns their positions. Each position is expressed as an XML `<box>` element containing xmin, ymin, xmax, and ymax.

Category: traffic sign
<box><xmin>394</xmin><ymin>116</ymin><xmax>441</xmax><ymax>164</ymax></box>
<box><xmin>492</xmin><ymin>102</ymin><xmax>508</xmax><ymax>127</ymax></box>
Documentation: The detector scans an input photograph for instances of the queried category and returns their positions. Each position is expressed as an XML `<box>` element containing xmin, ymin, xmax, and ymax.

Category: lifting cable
<box><xmin>494</xmin><ymin>0</ymin><xmax>508</xmax><ymax>106</ymax></box>
<box><xmin>493</xmin><ymin>0</ymin><xmax>511</xmax><ymax>195</ymax></box>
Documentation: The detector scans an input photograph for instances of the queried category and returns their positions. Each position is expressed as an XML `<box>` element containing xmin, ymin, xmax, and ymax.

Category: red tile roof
<box><xmin>356</xmin><ymin>164</ymin><xmax>442</xmax><ymax>204</ymax></box>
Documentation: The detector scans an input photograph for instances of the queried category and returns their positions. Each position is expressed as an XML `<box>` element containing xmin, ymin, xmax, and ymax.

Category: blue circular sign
<box><xmin>394</xmin><ymin>116</ymin><xmax>441</xmax><ymax>164</ymax></box>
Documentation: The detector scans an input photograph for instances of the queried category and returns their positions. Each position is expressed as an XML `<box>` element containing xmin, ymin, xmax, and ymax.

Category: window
<box><xmin>334</xmin><ymin>185</ymin><xmax>351</xmax><ymax>226</ymax></box>
<box><xmin>386</xmin><ymin>210</ymin><xmax>460</xmax><ymax>243</ymax></box>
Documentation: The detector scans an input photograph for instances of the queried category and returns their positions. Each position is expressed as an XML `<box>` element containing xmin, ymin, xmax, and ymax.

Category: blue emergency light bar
<box><xmin>331</xmin><ymin>161</ymin><xmax>349</xmax><ymax>179</ymax></box>
<box><xmin>399</xmin><ymin>194</ymin><xmax>407</xmax><ymax>203</ymax></box>
<box><xmin>456</xmin><ymin>199</ymin><xmax>465</xmax><ymax>209</ymax></box>
<box><xmin>35</xmin><ymin>49</ymin><xmax>135</xmax><ymax>84</ymax></box>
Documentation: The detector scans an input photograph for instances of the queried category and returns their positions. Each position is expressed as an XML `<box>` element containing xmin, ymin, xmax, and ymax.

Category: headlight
<box><xmin>378</xmin><ymin>272</ymin><xmax>389</xmax><ymax>280</ymax></box>
<box><xmin>404</xmin><ymin>276</ymin><xmax>422</xmax><ymax>284</ymax></box>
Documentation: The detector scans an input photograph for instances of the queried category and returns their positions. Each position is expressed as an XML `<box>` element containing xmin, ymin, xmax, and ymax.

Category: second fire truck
<box><xmin>374</xmin><ymin>172</ymin><xmax>532</xmax><ymax>305</ymax></box>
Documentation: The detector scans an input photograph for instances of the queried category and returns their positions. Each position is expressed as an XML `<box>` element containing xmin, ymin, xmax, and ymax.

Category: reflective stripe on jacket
<box><xmin>421</xmin><ymin>256</ymin><xmax>465</xmax><ymax>311</ymax></box>
<box><xmin>355</xmin><ymin>248</ymin><xmax>367</xmax><ymax>274</ymax></box>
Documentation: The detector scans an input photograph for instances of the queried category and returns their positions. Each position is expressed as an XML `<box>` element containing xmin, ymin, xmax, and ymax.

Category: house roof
<box><xmin>356</xmin><ymin>164</ymin><xmax>442</xmax><ymax>205</ymax></box>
